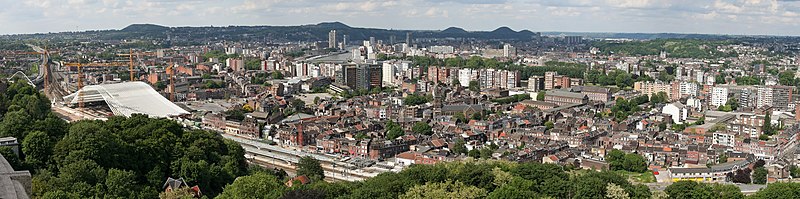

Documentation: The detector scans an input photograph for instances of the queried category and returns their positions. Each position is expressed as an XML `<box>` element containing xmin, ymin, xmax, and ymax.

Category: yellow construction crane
<box><xmin>166</xmin><ymin>63</ymin><xmax>175</xmax><ymax>102</ymax></box>
<box><xmin>62</xmin><ymin>62</ymin><xmax>128</xmax><ymax>109</ymax></box>
<box><xmin>116</xmin><ymin>49</ymin><xmax>157</xmax><ymax>81</ymax></box>
<box><xmin>0</xmin><ymin>49</ymin><xmax>59</xmax><ymax>90</ymax></box>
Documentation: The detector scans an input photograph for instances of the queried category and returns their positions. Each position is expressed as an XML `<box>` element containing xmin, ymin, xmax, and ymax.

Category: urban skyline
<box><xmin>3</xmin><ymin>0</ymin><xmax>800</xmax><ymax>36</ymax></box>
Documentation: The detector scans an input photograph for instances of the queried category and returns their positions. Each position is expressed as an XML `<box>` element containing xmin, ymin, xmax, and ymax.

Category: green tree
<box><xmin>544</xmin><ymin>121</ymin><xmax>554</xmax><ymax>130</ymax></box>
<box><xmin>650</xmin><ymin>91</ymin><xmax>668</xmax><ymax>104</ymax></box>
<box><xmin>401</xmin><ymin>180</ymin><xmax>487</xmax><ymax>199</ymax></box>
<box><xmin>297</xmin><ymin>156</ymin><xmax>324</xmax><ymax>181</ymax></box>
<box><xmin>453</xmin><ymin>112</ymin><xmax>467</xmax><ymax>123</ymax></box>
<box><xmin>718</xmin><ymin>153</ymin><xmax>728</xmax><ymax>164</ymax></box>
<box><xmin>0</xmin><ymin>109</ymin><xmax>32</xmax><ymax>139</ymax></box>
<box><xmin>387</xmin><ymin>127</ymin><xmax>404</xmax><ymax>140</ymax></box>
<box><xmin>763</xmin><ymin>112</ymin><xmax>774</xmax><ymax>135</ymax></box>
<box><xmin>480</xmin><ymin>148</ymin><xmax>494</xmax><ymax>159</ymax></box>
<box><xmin>216</xmin><ymin>172</ymin><xmax>286</xmax><ymax>199</ymax></box>
<box><xmin>468</xmin><ymin>149</ymin><xmax>480</xmax><ymax>159</ymax></box>
<box><xmin>412</xmin><ymin>122</ymin><xmax>433</xmax><ymax>135</ymax></box>
<box><xmin>622</xmin><ymin>153</ymin><xmax>648</xmax><ymax>173</ymax></box>
<box><xmin>791</xmin><ymin>165</ymin><xmax>800</xmax><ymax>178</ymax></box>
<box><xmin>710</xmin><ymin>184</ymin><xmax>744</xmax><ymax>199</ymax></box>
<box><xmin>386</xmin><ymin>121</ymin><xmax>404</xmax><ymax>139</ymax></box>
<box><xmin>0</xmin><ymin>146</ymin><xmax>23</xmax><ymax>170</ymax></box>
<box><xmin>487</xmin><ymin>179</ymin><xmax>542</xmax><ymax>199</ymax></box>
<box><xmin>468</xmin><ymin>81</ymin><xmax>480</xmax><ymax>92</ymax></box>
<box><xmin>451</xmin><ymin>139</ymin><xmax>467</xmax><ymax>155</ymax></box>
<box><xmin>404</xmin><ymin>94</ymin><xmax>430</xmax><ymax>106</ymax></box>
<box><xmin>272</xmin><ymin>71</ymin><xmax>284</xmax><ymax>79</ymax></box>
<box><xmin>664</xmin><ymin>181</ymin><xmax>713</xmax><ymax>199</ymax></box>
<box><xmin>573</xmin><ymin>177</ymin><xmax>607</xmax><ymax>199</ymax></box>
<box><xmin>22</xmin><ymin>131</ymin><xmax>53</xmax><ymax>169</ymax></box>
<box><xmin>606</xmin><ymin>183</ymin><xmax>630</xmax><ymax>199</ymax></box>
<box><xmin>753</xmin><ymin>167</ymin><xmax>768</xmax><ymax>184</ymax></box>
<box><xmin>536</xmin><ymin>91</ymin><xmax>545</xmax><ymax>101</ymax></box>
<box><xmin>105</xmin><ymin>169</ymin><xmax>153</xmax><ymax>198</ymax></box>
<box><xmin>750</xmin><ymin>183</ymin><xmax>800</xmax><ymax>199</ymax></box>
<box><xmin>606</xmin><ymin>149</ymin><xmax>626</xmax><ymax>171</ymax></box>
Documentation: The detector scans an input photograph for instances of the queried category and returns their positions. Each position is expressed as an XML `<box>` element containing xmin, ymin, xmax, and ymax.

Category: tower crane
<box><xmin>166</xmin><ymin>62</ymin><xmax>175</xmax><ymax>101</ymax></box>
<box><xmin>0</xmin><ymin>48</ymin><xmax>58</xmax><ymax>90</ymax></box>
<box><xmin>116</xmin><ymin>49</ymin><xmax>157</xmax><ymax>81</ymax></box>
<box><xmin>62</xmin><ymin>62</ymin><xmax>128</xmax><ymax>109</ymax></box>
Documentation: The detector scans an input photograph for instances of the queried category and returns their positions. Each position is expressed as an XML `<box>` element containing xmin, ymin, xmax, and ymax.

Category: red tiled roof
<box><xmin>431</xmin><ymin>139</ymin><xmax>446</xmax><ymax>147</ymax></box>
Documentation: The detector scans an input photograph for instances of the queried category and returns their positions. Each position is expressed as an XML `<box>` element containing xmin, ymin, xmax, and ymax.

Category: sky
<box><xmin>2</xmin><ymin>0</ymin><xmax>800</xmax><ymax>36</ymax></box>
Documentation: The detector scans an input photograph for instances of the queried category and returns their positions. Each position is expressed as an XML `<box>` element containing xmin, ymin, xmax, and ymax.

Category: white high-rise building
<box><xmin>328</xmin><ymin>30</ymin><xmax>337</xmax><ymax>49</ymax></box>
<box><xmin>679</xmin><ymin>82</ymin><xmax>698</xmax><ymax>97</ymax></box>
<box><xmin>695</xmin><ymin>70</ymin><xmax>705</xmax><ymax>83</ymax></box>
<box><xmin>503</xmin><ymin>44</ymin><xmax>517</xmax><ymax>57</ymax></box>
<box><xmin>757</xmin><ymin>86</ymin><xmax>773</xmax><ymax>108</ymax></box>
<box><xmin>382</xmin><ymin>62</ymin><xmax>396</xmax><ymax>86</ymax></box>
<box><xmin>458</xmin><ymin>69</ymin><xmax>473</xmax><ymax>87</ymax></box>
<box><xmin>711</xmin><ymin>87</ymin><xmax>729</xmax><ymax>108</ymax></box>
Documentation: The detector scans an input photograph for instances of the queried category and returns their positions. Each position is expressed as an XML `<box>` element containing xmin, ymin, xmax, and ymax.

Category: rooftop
<box><xmin>63</xmin><ymin>81</ymin><xmax>189</xmax><ymax>118</ymax></box>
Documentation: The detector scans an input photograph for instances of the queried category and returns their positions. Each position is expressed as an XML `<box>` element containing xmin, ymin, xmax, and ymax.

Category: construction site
<box><xmin>3</xmin><ymin>45</ymin><xmax>187</xmax><ymax>121</ymax></box>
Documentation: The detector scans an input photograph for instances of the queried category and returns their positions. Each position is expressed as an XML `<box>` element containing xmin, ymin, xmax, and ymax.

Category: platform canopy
<box><xmin>64</xmin><ymin>81</ymin><xmax>189</xmax><ymax>117</ymax></box>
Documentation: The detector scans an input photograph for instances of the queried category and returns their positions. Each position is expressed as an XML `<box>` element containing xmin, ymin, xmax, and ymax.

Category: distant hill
<box><xmin>121</xmin><ymin>24</ymin><xmax>169</xmax><ymax>32</ymax></box>
<box><xmin>441</xmin><ymin>27</ymin><xmax>468</xmax><ymax>34</ymax></box>
<box><xmin>5</xmin><ymin>22</ymin><xmax>786</xmax><ymax>42</ymax></box>
<box><xmin>0</xmin><ymin>22</ymin><xmax>539</xmax><ymax>42</ymax></box>
<box><xmin>491</xmin><ymin>27</ymin><xmax>517</xmax><ymax>34</ymax></box>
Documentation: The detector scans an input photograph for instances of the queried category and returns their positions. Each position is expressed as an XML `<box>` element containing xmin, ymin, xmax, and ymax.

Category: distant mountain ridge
<box><xmin>111</xmin><ymin>22</ymin><xmax>539</xmax><ymax>42</ymax></box>
<box><xmin>121</xmin><ymin>24</ymin><xmax>169</xmax><ymax>32</ymax></box>
<box><xmin>2</xmin><ymin>21</ymin><xmax>783</xmax><ymax>42</ymax></box>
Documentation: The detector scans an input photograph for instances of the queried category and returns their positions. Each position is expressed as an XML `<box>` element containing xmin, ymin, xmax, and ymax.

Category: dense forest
<box><xmin>0</xmin><ymin>80</ymin><xmax>248</xmax><ymax>198</ymax></box>
<box><xmin>592</xmin><ymin>39</ymin><xmax>739</xmax><ymax>59</ymax></box>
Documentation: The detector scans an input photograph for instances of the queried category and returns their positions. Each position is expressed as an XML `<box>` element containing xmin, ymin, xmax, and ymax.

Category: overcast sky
<box><xmin>2</xmin><ymin>0</ymin><xmax>800</xmax><ymax>36</ymax></box>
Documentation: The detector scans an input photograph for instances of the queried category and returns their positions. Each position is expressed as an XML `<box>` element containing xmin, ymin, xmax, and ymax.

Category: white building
<box><xmin>328</xmin><ymin>30</ymin><xmax>337</xmax><ymax>49</ymax></box>
<box><xmin>711</xmin><ymin>87</ymin><xmax>729</xmax><ymax>108</ymax></box>
<box><xmin>458</xmin><ymin>69</ymin><xmax>474</xmax><ymax>87</ymax></box>
<box><xmin>679</xmin><ymin>82</ymin><xmax>698</xmax><ymax>97</ymax></box>
<box><xmin>757</xmin><ymin>87</ymin><xmax>773</xmax><ymax>108</ymax></box>
<box><xmin>662</xmin><ymin>102</ymin><xmax>688</xmax><ymax>124</ymax></box>
<box><xmin>686</xmin><ymin>97</ymin><xmax>703</xmax><ymax>112</ymax></box>
<box><xmin>429</xmin><ymin>46</ymin><xmax>455</xmax><ymax>54</ymax></box>
<box><xmin>382</xmin><ymin>62</ymin><xmax>396</xmax><ymax>86</ymax></box>
<box><xmin>694</xmin><ymin>70</ymin><xmax>705</xmax><ymax>83</ymax></box>
<box><xmin>713</xmin><ymin>132</ymin><xmax>735</xmax><ymax>147</ymax></box>
<box><xmin>503</xmin><ymin>44</ymin><xmax>516</xmax><ymax>57</ymax></box>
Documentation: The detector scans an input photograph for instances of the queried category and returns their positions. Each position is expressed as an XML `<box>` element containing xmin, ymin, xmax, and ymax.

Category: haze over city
<box><xmin>3</xmin><ymin>0</ymin><xmax>800</xmax><ymax>35</ymax></box>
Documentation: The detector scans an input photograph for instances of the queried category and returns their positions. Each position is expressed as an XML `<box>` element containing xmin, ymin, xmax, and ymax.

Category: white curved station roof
<box><xmin>64</xmin><ymin>81</ymin><xmax>189</xmax><ymax>117</ymax></box>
